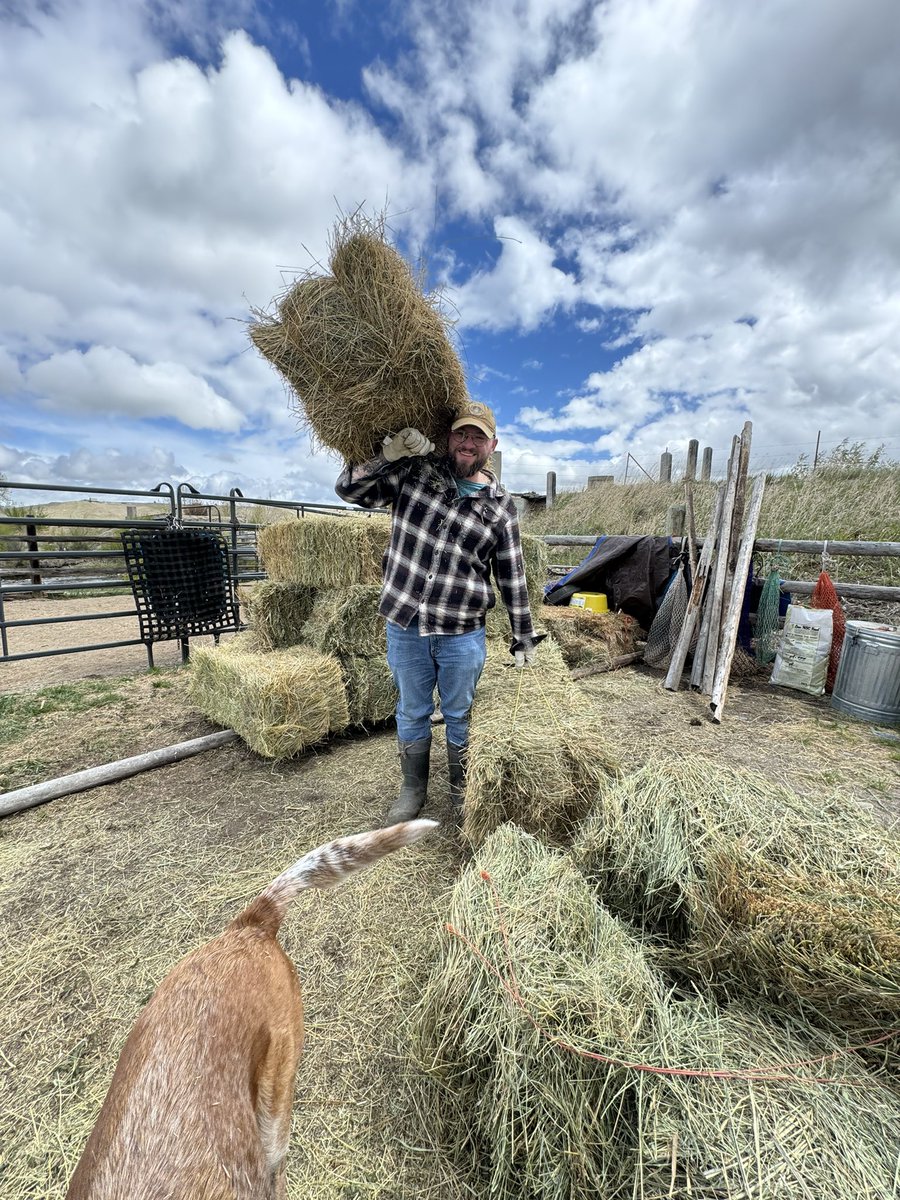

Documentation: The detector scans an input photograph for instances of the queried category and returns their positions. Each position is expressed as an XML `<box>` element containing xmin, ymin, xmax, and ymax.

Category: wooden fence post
<box><xmin>659</xmin><ymin>452</ymin><xmax>672</xmax><ymax>483</ymax></box>
<box><xmin>684</xmin><ymin>439</ymin><xmax>699</xmax><ymax>481</ymax></box>
<box><xmin>546</xmin><ymin>471</ymin><xmax>557</xmax><ymax>509</ymax></box>
<box><xmin>701</xmin><ymin>446</ymin><xmax>713</xmax><ymax>481</ymax></box>
<box><xmin>492</xmin><ymin>450</ymin><xmax>502</xmax><ymax>481</ymax></box>
<box><xmin>666</xmin><ymin>504</ymin><xmax>686</xmax><ymax>537</ymax></box>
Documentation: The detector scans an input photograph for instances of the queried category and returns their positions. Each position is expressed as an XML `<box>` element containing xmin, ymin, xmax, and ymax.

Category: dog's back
<box><xmin>66</xmin><ymin>819</ymin><xmax>437</xmax><ymax>1199</ymax></box>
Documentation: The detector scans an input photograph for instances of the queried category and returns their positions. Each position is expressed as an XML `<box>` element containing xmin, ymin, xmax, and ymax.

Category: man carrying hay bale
<box><xmin>336</xmin><ymin>400</ymin><xmax>544</xmax><ymax>825</ymax></box>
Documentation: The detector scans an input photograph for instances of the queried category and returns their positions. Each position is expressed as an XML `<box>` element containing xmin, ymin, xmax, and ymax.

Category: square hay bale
<box><xmin>257</xmin><ymin>514</ymin><xmax>390</xmax><ymax>588</ymax></box>
<box><xmin>541</xmin><ymin>605</ymin><xmax>638</xmax><ymax>668</ymax></box>
<box><xmin>340</xmin><ymin>654</ymin><xmax>398</xmax><ymax>728</ymax></box>
<box><xmin>190</xmin><ymin>634</ymin><xmax>349</xmax><ymax>758</ymax></box>
<box><xmin>249</xmin><ymin>213</ymin><xmax>467</xmax><ymax>462</ymax></box>
<box><xmin>414</xmin><ymin>825</ymin><xmax>900</xmax><ymax>1200</ymax></box>
<box><xmin>571</xmin><ymin>754</ymin><xmax>900</xmax><ymax>1027</ymax></box>
<box><xmin>302</xmin><ymin>585</ymin><xmax>385</xmax><ymax>659</ymax></box>
<box><xmin>237</xmin><ymin>581</ymin><xmax>317</xmax><ymax>650</ymax></box>
<box><xmin>485</xmin><ymin>534</ymin><xmax>550</xmax><ymax>643</ymax></box>
<box><xmin>462</xmin><ymin>639</ymin><xmax>619</xmax><ymax>847</ymax></box>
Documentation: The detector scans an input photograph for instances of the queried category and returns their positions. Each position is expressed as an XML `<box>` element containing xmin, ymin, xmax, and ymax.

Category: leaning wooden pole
<box><xmin>711</xmin><ymin>473</ymin><xmax>767</xmax><ymax>722</ymax></box>
<box><xmin>665</xmin><ymin>484</ymin><xmax>725</xmax><ymax>691</ymax></box>
<box><xmin>699</xmin><ymin>435</ymin><xmax>742</xmax><ymax>694</ymax></box>
<box><xmin>0</xmin><ymin>730</ymin><xmax>240</xmax><ymax>818</ymax></box>
<box><xmin>727</xmin><ymin>420</ymin><xmax>753</xmax><ymax>570</ymax></box>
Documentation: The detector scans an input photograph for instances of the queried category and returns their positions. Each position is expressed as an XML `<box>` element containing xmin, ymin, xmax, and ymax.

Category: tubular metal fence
<box><xmin>0</xmin><ymin>480</ymin><xmax>368</xmax><ymax>668</ymax></box>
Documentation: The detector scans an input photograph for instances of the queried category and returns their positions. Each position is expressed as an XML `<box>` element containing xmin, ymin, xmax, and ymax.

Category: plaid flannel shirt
<box><xmin>335</xmin><ymin>453</ymin><xmax>537</xmax><ymax>649</ymax></box>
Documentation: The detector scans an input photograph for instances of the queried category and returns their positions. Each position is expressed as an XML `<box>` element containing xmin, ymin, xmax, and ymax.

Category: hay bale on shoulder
<box><xmin>541</xmin><ymin>606</ymin><xmax>638</xmax><ymax>668</ymax></box>
<box><xmin>258</xmin><ymin>515</ymin><xmax>390</xmax><ymax>588</ymax></box>
<box><xmin>249</xmin><ymin>214</ymin><xmax>467</xmax><ymax>462</ymax></box>
<box><xmin>463</xmin><ymin>640</ymin><xmax>619</xmax><ymax>847</ymax></box>
<box><xmin>485</xmin><ymin>534</ymin><xmax>549</xmax><ymax>643</ymax></box>
<box><xmin>237</xmin><ymin>581</ymin><xmax>317</xmax><ymax>650</ymax></box>
<box><xmin>190</xmin><ymin>634</ymin><xmax>349</xmax><ymax>758</ymax></box>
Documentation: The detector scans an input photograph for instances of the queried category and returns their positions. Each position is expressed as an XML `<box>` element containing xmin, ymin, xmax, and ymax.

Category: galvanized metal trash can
<box><xmin>831</xmin><ymin>621</ymin><xmax>900</xmax><ymax>726</ymax></box>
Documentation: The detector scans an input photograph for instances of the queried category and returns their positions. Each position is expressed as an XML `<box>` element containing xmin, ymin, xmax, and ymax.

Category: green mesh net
<box><xmin>754</xmin><ymin>568</ymin><xmax>782</xmax><ymax>665</ymax></box>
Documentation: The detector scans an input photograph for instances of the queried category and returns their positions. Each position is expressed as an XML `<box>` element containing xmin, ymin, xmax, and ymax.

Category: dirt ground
<box><xmin>1</xmin><ymin>595</ymin><xmax>239</xmax><ymax>688</ymax></box>
<box><xmin>1</xmin><ymin>608</ymin><xmax>898</xmax><ymax>1197</ymax></box>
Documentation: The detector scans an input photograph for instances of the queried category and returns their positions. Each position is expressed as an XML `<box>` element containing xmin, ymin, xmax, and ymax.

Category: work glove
<box><xmin>514</xmin><ymin>641</ymin><xmax>539</xmax><ymax>669</ymax></box>
<box><xmin>382</xmin><ymin>428</ymin><xmax>434</xmax><ymax>462</ymax></box>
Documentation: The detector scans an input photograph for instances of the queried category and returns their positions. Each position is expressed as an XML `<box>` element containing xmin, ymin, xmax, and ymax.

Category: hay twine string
<box><xmin>447</xmin><ymin>870</ymin><xmax>898</xmax><ymax>1088</ymax></box>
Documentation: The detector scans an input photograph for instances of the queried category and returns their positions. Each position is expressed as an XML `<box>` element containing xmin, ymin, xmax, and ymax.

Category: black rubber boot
<box><xmin>447</xmin><ymin>738</ymin><xmax>467</xmax><ymax>814</ymax></box>
<box><xmin>384</xmin><ymin>737</ymin><xmax>431</xmax><ymax>824</ymax></box>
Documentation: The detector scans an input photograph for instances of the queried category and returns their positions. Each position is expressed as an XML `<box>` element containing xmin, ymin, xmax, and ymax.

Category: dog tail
<box><xmin>229</xmin><ymin>819</ymin><xmax>439</xmax><ymax>936</ymax></box>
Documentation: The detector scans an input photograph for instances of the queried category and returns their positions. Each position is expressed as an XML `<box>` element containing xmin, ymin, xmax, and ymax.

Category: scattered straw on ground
<box><xmin>0</xmin><ymin>724</ymin><xmax>471</xmax><ymax>1200</ymax></box>
<box><xmin>189</xmin><ymin>635</ymin><xmax>349</xmax><ymax>758</ymax></box>
<box><xmin>249</xmin><ymin>212</ymin><xmax>467</xmax><ymax>462</ymax></box>
<box><xmin>463</xmin><ymin>640</ymin><xmax>620</xmax><ymax>847</ymax></box>
<box><xmin>258</xmin><ymin>515</ymin><xmax>391</xmax><ymax>588</ymax></box>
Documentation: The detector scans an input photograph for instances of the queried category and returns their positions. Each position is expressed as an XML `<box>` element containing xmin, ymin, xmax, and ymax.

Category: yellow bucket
<box><xmin>570</xmin><ymin>591</ymin><xmax>609</xmax><ymax>614</ymax></box>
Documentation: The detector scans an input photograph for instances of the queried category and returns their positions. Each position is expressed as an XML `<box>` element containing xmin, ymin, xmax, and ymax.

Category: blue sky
<box><xmin>1</xmin><ymin>0</ymin><xmax>899</xmax><ymax>505</ymax></box>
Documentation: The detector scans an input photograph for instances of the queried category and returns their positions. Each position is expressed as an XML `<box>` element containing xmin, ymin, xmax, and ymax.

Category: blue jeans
<box><xmin>386</xmin><ymin>619</ymin><xmax>487</xmax><ymax>746</ymax></box>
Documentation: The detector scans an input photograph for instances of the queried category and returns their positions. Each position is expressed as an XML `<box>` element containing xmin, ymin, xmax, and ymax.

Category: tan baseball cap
<box><xmin>450</xmin><ymin>400</ymin><xmax>496</xmax><ymax>439</ymax></box>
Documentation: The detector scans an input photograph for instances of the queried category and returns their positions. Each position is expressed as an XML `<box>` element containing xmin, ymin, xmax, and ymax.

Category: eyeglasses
<box><xmin>450</xmin><ymin>429</ymin><xmax>491</xmax><ymax>447</ymax></box>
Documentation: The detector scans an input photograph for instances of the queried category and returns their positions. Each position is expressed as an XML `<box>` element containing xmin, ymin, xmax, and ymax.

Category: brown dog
<box><xmin>65</xmin><ymin>819</ymin><xmax>438</xmax><ymax>1199</ymax></box>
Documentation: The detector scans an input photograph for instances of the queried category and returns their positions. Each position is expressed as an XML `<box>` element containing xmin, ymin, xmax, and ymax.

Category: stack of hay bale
<box><xmin>190</xmin><ymin>514</ymin><xmax>397</xmax><ymax>756</ymax></box>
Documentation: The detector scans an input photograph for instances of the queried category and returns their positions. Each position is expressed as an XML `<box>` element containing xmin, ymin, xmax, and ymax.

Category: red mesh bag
<box><xmin>811</xmin><ymin>570</ymin><xmax>845</xmax><ymax>692</ymax></box>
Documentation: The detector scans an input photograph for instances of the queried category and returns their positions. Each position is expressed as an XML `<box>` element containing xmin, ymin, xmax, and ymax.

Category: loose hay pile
<box><xmin>258</xmin><ymin>514</ymin><xmax>391</xmax><ymax>588</ymax></box>
<box><xmin>414</xmin><ymin>825</ymin><xmax>900</xmax><ymax>1200</ymax></box>
<box><xmin>238</xmin><ymin>581</ymin><xmax>317</xmax><ymax>649</ymax></box>
<box><xmin>699</xmin><ymin>850</ymin><xmax>900</xmax><ymax>1025</ymax></box>
<box><xmin>571</xmin><ymin>754</ymin><xmax>900</xmax><ymax>1027</ymax></box>
<box><xmin>541</xmin><ymin>605</ymin><xmax>638</xmax><ymax>668</ymax></box>
<box><xmin>249</xmin><ymin>213</ymin><xmax>467</xmax><ymax>462</ymax></box>
<box><xmin>190</xmin><ymin>635</ymin><xmax>349</xmax><ymax>757</ymax></box>
<box><xmin>462</xmin><ymin>639</ymin><xmax>619</xmax><ymax>847</ymax></box>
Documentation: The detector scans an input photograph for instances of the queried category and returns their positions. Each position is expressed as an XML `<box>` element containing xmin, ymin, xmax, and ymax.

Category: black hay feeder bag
<box><xmin>121</xmin><ymin>525</ymin><xmax>240</xmax><ymax>666</ymax></box>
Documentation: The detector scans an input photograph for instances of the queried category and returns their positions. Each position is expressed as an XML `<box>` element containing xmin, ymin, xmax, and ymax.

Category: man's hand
<box><xmin>514</xmin><ymin>642</ymin><xmax>539</xmax><ymax>669</ymax></box>
<box><xmin>382</xmin><ymin>428</ymin><xmax>434</xmax><ymax>462</ymax></box>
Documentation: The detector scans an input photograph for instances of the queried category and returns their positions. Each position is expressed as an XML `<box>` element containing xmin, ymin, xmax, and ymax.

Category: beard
<box><xmin>448</xmin><ymin>447</ymin><xmax>490</xmax><ymax>479</ymax></box>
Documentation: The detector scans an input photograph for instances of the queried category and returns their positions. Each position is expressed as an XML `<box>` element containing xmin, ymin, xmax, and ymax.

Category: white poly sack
<box><xmin>770</xmin><ymin>605</ymin><xmax>833</xmax><ymax>697</ymax></box>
